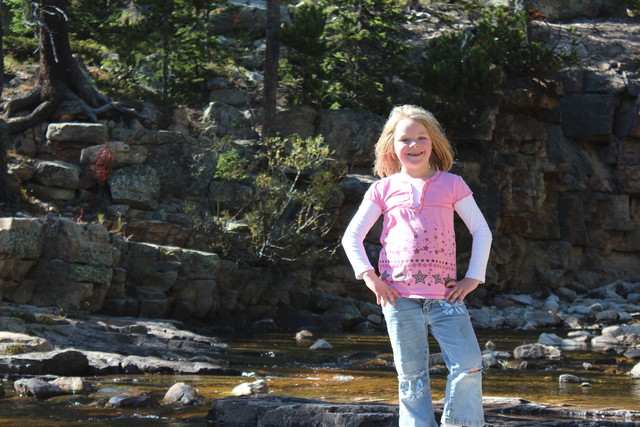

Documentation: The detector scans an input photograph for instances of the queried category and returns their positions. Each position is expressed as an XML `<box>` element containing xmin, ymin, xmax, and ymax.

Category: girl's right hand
<box><xmin>362</xmin><ymin>270</ymin><xmax>400</xmax><ymax>307</ymax></box>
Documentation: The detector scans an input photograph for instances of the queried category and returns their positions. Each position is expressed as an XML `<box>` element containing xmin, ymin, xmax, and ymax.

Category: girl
<box><xmin>342</xmin><ymin>105</ymin><xmax>492</xmax><ymax>427</ymax></box>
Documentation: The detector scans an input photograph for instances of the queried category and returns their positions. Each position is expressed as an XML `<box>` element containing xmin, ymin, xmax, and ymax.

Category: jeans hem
<box><xmin>442</xmin><ymin>416</ymin><xmax>484</xmax><ymax>427</ymax></box>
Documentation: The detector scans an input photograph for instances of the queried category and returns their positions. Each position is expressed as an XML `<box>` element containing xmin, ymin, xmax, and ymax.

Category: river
<box><xmin>1</xmin><ymin>329</ymin><xmax>639</xmax><ymax>426</ymax></box>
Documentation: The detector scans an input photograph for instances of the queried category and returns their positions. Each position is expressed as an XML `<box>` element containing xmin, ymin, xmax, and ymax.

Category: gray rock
<box><xmin>202</xmin><ymin>101</ymin><xmax>259</xmax><ymax>140</ymax></box>
<box><xmin>317</xmin><ymin>109</ymin><xmax>383</xmax><ymax>168</ymax></box>
<box><xmin>538</xmin><ymin>332</ymin><xmax>562</xmax><ymax>346</ymax></box>
<box><xmin>80</xmin><ymin>141</ymin><xmax>148</xmax><ymax>168</ymax></box>
<box><xmin>560</xmin><ymin>94</ymin><xmax>616</xmax><ymax>142</ymax></box>
<box><xmin>232</xmin><ymin>379</ymin><xmax>268</xmax><ymax>396</ymax></box>
<box><xmin>624</xmin><ymin>349</ymin><xmax>640</xmax><ymax>359</ymax></box>
<box><xmin>163</xmin><ymin>382</ymin><xmax>205</xmax><ymax>405</ymax></box>
<box><xmin>559</xmin><ymin>374</ymin><xmax>581</xmax><ymax>383</ymax></box>
<box><xmin>513</xmin><ymin>343</ymin><xmax>561</xmax><ymax>360</ymax></box>
<box><xmin>310</xmin><ymin>339</ymin><xmax>333</xmax><ymax>350</ymax></box>
<box><xmin>46</xmin><ymin>123</ymin><xmax>108</xmax><ymax>143</ymax></box>
<box><xmin>24</xmin><ymin>183</ymin><xmax>76</xmax><ymax>201</ymax></box>
<box><xmin>0</xmin><ymin>332</ymin><xmax>52</xmax><ymax>353</ymax></box>
<box><xmin>595</xmin><ymin>309</ymin><xmax>619</xmax><ymax>322</ymax></box>
<box><xmin>109</xmin><ymin>164</ymin><xmax>161</xmax><ymax>210</ymax></box>
<box><xmin>210</xmin><ymin>88</ymin><xmax>251</xmax><ymax>107</ymax></box>
<box><xmin>14</xmin><ymin>378</ymin><xmax>66</xmax><ymax>398</ymax></box>
<box><xmin>0</xmin><ymin>317</ymin><xmax>27</xmax><ymax>333</ymax></box>
<box><xmin>207</xmin><ymin>395</ymin><xmax>399</xmax><ymax>426</ymax></box>
<box><xmin>275</xmin><ymin>105</ymin><xmax>317</xmax><ymax>138</ymax></box>
<box><xmin>50</xmin><ymin>377</ymin><xmax>94</xmax><ymax>393</ymax></box>
<box><xmin>33</xmin><ymin>160</ymin><xmax>80</xmax><ymax>189</ymax></box>
<box><xmin>107</xmin><ymin>394</ymin><xmax>158</xmax><ymax>408</ymax></box>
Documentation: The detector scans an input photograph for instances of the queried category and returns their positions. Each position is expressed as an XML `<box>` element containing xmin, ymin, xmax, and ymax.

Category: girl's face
<box><xmin>393</xmin><ymin>118</ymin><xmax>433</xmax><ymax>177</ymax></box>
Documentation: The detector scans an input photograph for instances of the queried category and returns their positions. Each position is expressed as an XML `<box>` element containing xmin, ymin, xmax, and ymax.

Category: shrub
<box><xmin>3</xmin><ymin>36</ymin><xmax>39</xmax><ymax>62</ymax></box>
<box><xmin>191</xmin><ymin>135</ymin><xmax>346</xmax><ymax>266</ymax></box>
<box><xmin>419</xmin><ymin>7</ymin><xmax>565</xmax><ymax>130</ymax></box>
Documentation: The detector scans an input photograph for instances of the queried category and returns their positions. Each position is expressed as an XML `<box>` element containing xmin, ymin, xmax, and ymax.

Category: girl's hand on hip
<box><xmin>362</xmin><ymin>270</ymin><xmax>400</xmax><ymax>307</ymax></box>
<box><xmin>445</xmin><ymin>277</ymin><xmax>480</xmax><ymax>303</ymax></box>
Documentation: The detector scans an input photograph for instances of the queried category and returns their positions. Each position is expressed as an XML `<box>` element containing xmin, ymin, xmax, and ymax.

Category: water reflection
<box><xmin>0</xmin><ymin>329</ymin><xmax>638</xmax><ymax>426</ymax></box>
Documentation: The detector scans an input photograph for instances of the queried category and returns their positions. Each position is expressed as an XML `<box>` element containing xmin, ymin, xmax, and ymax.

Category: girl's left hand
<box><xmin>445</xmin><ymin>277</ymin><xmax>480</xmax><ymax>303</ymax></box>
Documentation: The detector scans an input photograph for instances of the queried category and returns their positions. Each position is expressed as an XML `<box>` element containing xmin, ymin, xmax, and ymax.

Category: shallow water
<box><xmin>1</xmin><ymin>330</ymin><xmax>638</xmax><ymax>426</ymax></box>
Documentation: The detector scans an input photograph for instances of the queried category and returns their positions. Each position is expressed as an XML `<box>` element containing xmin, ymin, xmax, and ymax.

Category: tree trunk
<box><xmin>4</xmin><ymin>0</ymin><xmax>142</xmax><ymax>135</ymax></box>
<box><xmin>0</xmin><ymin>4</ymin><xmax>11</xmax><ymax>204</ymax></box>
<box><xmin>0</xmin><ymin>0</ymin><xmax>4</xmax><ymax>89</ymax></box>
<box><xmin>263</xmin><ymin>0</ymin><xmax>280</xmax><ymax>140</ymax></box>
<box><xmin>0</xmin><ymin>118</ymin><xmax>12</xmax><ymax>204</ymax></box>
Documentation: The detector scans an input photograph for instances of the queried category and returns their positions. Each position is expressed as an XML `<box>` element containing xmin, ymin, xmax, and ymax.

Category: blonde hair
<box><xmin>373</xmin><ymin>105</ymin><xmax>454</xmax><ymax>178</ymax></box>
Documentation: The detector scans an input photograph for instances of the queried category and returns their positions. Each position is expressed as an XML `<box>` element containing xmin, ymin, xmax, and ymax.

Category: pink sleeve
<box><xmin>363</xmin><ymin>180</ymin><xmax>383</xmax><ymax>208</ymax></box>
<box><xmin>453</xmin><ymin>175</ymin><xmax>473</xmax><ymax>204</ymax></box>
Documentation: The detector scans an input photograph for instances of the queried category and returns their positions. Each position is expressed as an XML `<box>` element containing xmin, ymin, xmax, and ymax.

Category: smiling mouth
<box><xmin>408</xmin><ymin>152</ymin><xmax>423</xmax><ymax>157</ymax></box>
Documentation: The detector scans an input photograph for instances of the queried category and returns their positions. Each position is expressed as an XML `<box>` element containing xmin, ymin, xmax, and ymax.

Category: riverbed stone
<box><xmin>232</xmin><ymin>379</ymin><xmax>268</xmax><ymax>396</ymax></box>
<box><xmin>107</xmin><ymin>394</ymin><xmax>159</xmax><ymax>408</ymax></box>
<box><xmin>163</xmin><ymin>382</ymin><xmax>205</xmax><ymax>405</ymax></box>
<box><xmin>310</xmin><ymin>339</ymin><xmax>333</xmax><ymax>350</ymax></box>
<box><xmin>14</xmin><ymin>378</ymin><xmax>66</xmax><ymax>398</ymax></box>
<box><xmin>50</xmin><ymin>377</ymin><xmax>93</xmax><ymax>393</ymax></box>
<box><xmin>513</xmin><ymin>343</ymin><xmax>561</xmax><ymax>359</ymax></box>
<box><xmin>0</xmin><ymin>331</ymin><xmax>52</xmax><ymax>353</ymax></box>
<box><xmin>538</xmin><ymin>332</ymin><xmax>562</xmax><ymax>346</ymax></box>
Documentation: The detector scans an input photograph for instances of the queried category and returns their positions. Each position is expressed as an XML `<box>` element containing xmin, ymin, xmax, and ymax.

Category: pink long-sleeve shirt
<box><xmin>342</xmin><ymin>171</ymin><xmax>492</xmax><ymax>299</ymax></box>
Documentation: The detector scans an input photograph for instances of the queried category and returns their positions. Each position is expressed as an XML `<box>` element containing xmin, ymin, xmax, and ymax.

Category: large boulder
<box><xmin>202</xmin><ymin>101</ymin><xmax>259</xmax><ymax>140</ymax></box>
<box><xmin>316</xmin><ymin>109</ymin><xmax>383</xmax><ymax>168</ymax></box>
<box><xmin>207</xmin><ymin>395</ymin><xmax>399</xmax><ymax>426</ymax></box>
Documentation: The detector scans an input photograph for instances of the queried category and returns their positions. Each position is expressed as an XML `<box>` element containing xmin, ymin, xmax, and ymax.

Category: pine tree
<box><xmin>321</xmin><ymin>0</ymin><xmax>409</xmax><ymax>111</ymax></box>
<box><xmin>279</xmin><ymin>3</ymin><xmax>328</xmax><ymax>104</ymax></box>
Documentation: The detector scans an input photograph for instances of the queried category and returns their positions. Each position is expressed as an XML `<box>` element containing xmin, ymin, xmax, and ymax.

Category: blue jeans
<box><xmin>382</xmin><ymin>298</ymin><xmax>484</xmax><ymax>427</ymax></box>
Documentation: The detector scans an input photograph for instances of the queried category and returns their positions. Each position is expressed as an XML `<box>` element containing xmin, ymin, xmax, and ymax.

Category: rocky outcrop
<box><xmin>207</xmin><ymin>394</ymin><xmax>400</xmax><ymax>427</ymax></box>
<box><xmin>206</xmin><ymin>394</ymin><xmax>640</xmax><ymax>426</ymax></box>
<box><xmin>0</xmin><ymin>303</ymin><xmax>230</xmax><ymax>376</ymax></box>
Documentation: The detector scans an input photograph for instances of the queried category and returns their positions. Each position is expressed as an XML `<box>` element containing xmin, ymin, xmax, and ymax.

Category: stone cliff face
<box><xmin>2</xmin><ymin>2</ymin><xmax>639</xmax><ymax>326</ymax></box>
<box><xmin>457</xmin><ymin>68</ymin><xmax>639</xmax><ymax>296</ymax></box>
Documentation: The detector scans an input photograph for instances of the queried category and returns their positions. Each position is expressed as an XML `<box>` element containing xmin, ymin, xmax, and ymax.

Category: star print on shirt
<box><xmin>380</xmin><ymin>271</ymin><xmax>391</xmax><ymax>281</ymax></box>
<box><xmin>432</xmin><ymin>273</ymin><xmax>444</xmax><ymax>284</ymax></box>
<box><xmin>413</xmin><ymin>270</ymin><xmax>427</xmax><ymax>284</ymax></box>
